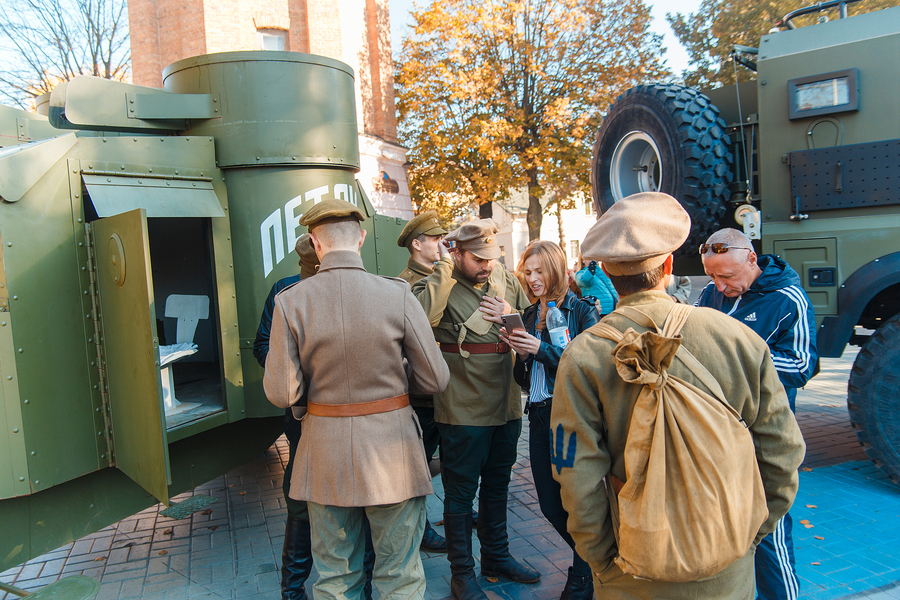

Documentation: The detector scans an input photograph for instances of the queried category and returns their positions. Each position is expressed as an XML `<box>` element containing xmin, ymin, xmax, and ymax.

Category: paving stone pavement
<box><xmin>2</xmin><ymin>348</ymin><xmax>898</xmax><ymax>600</ymax></box>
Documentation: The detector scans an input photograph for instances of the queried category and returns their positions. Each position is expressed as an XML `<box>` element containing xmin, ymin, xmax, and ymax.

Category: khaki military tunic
<box><xmin>412</xmin><ymin>257</ymin><xmax>530</xmax><ymax>426</ymax></box>
<box><xmin>551</xmin><ymin>290</ymin><xmax>805</xmax><ymax>599</ymax></box>
<box><xmin>264</xmin><ymin>250</ymin><xmax>450</xmax><ymax>507</ymax></box>
<box><xmin>398</xmin><ymin>257</ymin><xmax>434</xmax><ymax>287</ymax></box>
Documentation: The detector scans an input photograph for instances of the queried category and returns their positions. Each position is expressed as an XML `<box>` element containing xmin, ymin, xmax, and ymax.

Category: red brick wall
<box><xmin>127</xmin><ymin>0</ymin><xmax>399</xmax><ymax>143</ymax></box>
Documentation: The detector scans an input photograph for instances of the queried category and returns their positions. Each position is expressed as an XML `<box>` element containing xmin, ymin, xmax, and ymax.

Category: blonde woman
<box><xmin>501</xmin><ymin>240</ymin><xmax>599</xmax><ymax>599</ymax></box>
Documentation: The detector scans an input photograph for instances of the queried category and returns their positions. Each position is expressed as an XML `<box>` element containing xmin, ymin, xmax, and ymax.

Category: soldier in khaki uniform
<box><xmin>396</xmin><ymin>211</ymin><xmax>449</xmax><ymax>553</ymax></box>
<box><xmin>411</xmin><ymin>219</ymin><xmax>540</xmax><ymax>600</ymax></box>
<box><xmin>264</xmin><ymin>199</ymin><xmax>450</xmax><ymax>600</ymax></box>
<box><xmin>549</xmin><ymin>192</ymin><xmax>806</xmax><ymax>599</ymax></box>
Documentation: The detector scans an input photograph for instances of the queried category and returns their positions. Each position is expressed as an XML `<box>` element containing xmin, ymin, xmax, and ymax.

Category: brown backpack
<box><xmin>592</xmin><ymin>303</ymin><xmax>767</xmax><ymax>582</ymax></box>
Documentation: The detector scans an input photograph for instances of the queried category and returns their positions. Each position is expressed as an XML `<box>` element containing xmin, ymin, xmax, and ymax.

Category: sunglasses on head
<box><xmin>699</xmin><ymin>243</ymin><xmax>753</xmax><ymax>255</ymax></box>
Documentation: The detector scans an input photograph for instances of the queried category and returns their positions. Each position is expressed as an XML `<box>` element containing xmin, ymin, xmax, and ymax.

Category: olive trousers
<box><xmin>307</xmin><ymin>497</ymin><xmax>426</xmax><ymax>600</ymax></box>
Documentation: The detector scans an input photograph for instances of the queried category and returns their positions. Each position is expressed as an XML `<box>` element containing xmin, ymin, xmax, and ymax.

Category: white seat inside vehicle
<box><xmin>159</xmin><ymin>294</ymin><xmax>209</xmax><ymax>414</ymax></box>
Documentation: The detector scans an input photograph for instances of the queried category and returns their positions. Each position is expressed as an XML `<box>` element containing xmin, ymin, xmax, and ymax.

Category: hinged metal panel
<box><xmin>789</xmin><ymin>139</ymin><xmax>900</xmax><ymax>212</ymax></box>
<box><xmin>126</xmin><ymin>92</ymin><xmax>215</xmax><ymax>120</ymax></box>
<box><xmin>773</xmin><ymin>237</ymin><xmax>839</xmax><ymax>316</ymax></box>
<box><xmin>84</xmin><ymin>174</ymin><xmax>225</xmax><ymax>218</ymax></box>
<box><xmin>92</xmin><ymin>209</ymin><xmax>170</xmax><ymax>504</ymax></box>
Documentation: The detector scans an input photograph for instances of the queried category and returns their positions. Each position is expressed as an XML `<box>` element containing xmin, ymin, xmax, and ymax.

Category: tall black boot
<box><xmin>445</xmin><ymin>513</ymin><xmax>488</xmax><ymax>600</ymax></box>
<box><xmin>477</xmin><ymin>498</ymin><xmax>541</xmax><ymax>584</ymax></box>
<box><xmin>421</xmin><ymin>518</ymin><xmax>448</xmax><ymax>553</ymax></box>
<box><xmin>281</xmin><ymin>516</ymin><xmax>313</xmax><ymax>600</ymax></box>
<box><xmin>363</xmin><ymin>520</ymin><xmax>375</xmax><ymax>600</ymax></box>
<box><xmin>559</xmin><ymin>566</ymin><xmax>594</xmax><ymax>600</ymax></box>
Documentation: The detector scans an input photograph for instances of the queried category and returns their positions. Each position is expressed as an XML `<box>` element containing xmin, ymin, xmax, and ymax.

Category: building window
<box><xmin>584</xmin><ymin>199</ymin><xmax>594</xmax><ymax>216</ymax></box>
<box><xmin>258</xmin><ymin>29</ymin><xmax>288</xmax><ymax>51</ymax></box>
<box><xmin>570</xmin><ymin>240</ymin><xmax>580</xmax><ymax>260</ymax></box>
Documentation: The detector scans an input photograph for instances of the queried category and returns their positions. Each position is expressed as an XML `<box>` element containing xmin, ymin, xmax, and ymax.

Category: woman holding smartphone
<box><xmin>500</xmin><ymin>240</ymin><xmax>599</xmax><ymax>600</ymax></box>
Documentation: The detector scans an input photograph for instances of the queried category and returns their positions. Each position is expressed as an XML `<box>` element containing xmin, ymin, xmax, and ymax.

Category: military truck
<box><xmin>590</xmin><ymin>1</ymin><xmax>900</xmax><ymax>483</ymax></box>
<box><xmin>0</xmin><ymin>51</ymin><xmax>411</xmax><ymax>575</ymax></box>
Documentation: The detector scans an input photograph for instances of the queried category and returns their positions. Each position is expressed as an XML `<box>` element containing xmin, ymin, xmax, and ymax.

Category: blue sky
<box><xmin>388</xmin><ymin>0</ymin><xmax>703</xmax><ymax>75</ymax></box>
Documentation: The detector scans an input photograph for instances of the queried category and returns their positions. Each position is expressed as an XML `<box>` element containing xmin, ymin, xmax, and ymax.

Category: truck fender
<box><xmin>817</xmin><ymin>251</ymin><xmax>900</xmax><ymax>357</ymax></box>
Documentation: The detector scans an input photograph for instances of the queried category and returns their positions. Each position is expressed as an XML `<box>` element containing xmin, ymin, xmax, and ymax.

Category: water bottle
<box><xmin>546</xmin><ymin>301</ymin><xmax>570</xmax><ymax>348</ymax></box>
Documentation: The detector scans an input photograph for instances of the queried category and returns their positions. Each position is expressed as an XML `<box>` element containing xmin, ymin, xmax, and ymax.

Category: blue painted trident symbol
<box><xmin>549</xmin><ymin>424</ymin><xmax>576</xmax><ymax>474</ymax></box>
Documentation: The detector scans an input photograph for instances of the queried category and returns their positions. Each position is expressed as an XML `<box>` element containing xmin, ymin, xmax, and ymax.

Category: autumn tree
<box><xmin>667</xmin><ymin>0</ymin><xmax>896</xmax><ymax>89</ymax></box>
<box><xmin>396</xmin><ymin>0</ymin><xmax>667</xmax><ymax>239</ymax></box>
<box><xmin>0</xmin><ymin>0</ymin><xmax>130</xmax><ymax>108</ymax></box>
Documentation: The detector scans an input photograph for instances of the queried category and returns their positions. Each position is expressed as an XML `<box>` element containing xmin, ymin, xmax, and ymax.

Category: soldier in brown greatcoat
<box><xmin>396</xmin><ymin>211</ymin><xmax>449</xmax><ymax>554</ymax></box>
<box><xmin>264</xmin><ymin>199</ymin><xmax>450</xmax><ymax>600</ymax></box>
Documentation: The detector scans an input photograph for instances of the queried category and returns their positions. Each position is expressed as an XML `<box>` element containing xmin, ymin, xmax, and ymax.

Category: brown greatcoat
<box><xmin>264</xmin><ymin>250</ymin><xmax>450</xmax><ymax>507</ymax></box>
<box><xmin>551</xmin><ymin>291</ymin><xmax>805</xmax><ymax>599</ymax></box>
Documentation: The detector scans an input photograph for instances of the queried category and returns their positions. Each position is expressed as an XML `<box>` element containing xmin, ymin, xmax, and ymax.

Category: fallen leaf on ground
<box><xmin>239</xmin><ymin>491</ymin><xmax>247</xmax><ymax>496</ymax></box>
<box><xmin>201</xmin><ymin>509</ymin><xmax>213</xmax><ymax>515</ymax></box>
<box><xmin>802</xmin><ymin>467</ymin><xmax>813</xmax><ymax>472</ymax></box>
<box><xmin>93</xmin><ymin>556</ymin><xmax>106</xmax><ymax>562</ymax></box>
<box><xmin>159</xmin><ymin>550</ymin><xmax>168</xmax><ymax>556</ymax></box>
<box><xmin>163</xmin><ymin>529</ymin><xmax>173</xmax><ymax>535</ymax></box>
<box><xmin>434</xmin><ymin>520</ymin><xmax>444</xmax><ymax>526</ymax></box>
<box><xmin>486</xmin><ymin>577</ymin><xmax>498</xmax><ymax>583</ymax></box>
<box><xmin>806</xmin><ymin>504</ymin><xmax>817</xmax><ymax>509</ymax></box>
<box><xmin>811</xmin><ymin>562</ymin><xmax>820</xmax><ymax>566</ymax></box>
<box><xmin>799</xmin><ymin>519</ymin><xmax>810</xmax><ymax>524</ymax></box>
<box><xmin>815</xmin><ymin>536</ymin><xmax>824</xmax><ymax>540</ymax></box>
<box><xmin>209</xmin><ymin>526</ymin><xmax>219</xmax><ymax>531</ymax></box>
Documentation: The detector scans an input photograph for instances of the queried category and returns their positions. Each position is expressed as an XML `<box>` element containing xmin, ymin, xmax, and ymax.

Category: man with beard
<box><xmin>412</xmin><ymin>219</ymin><xmax>538</xmax><ymax>600</ymax></box>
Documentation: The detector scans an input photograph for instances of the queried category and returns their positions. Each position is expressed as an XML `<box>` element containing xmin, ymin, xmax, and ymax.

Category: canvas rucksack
<box><xmin>591</xmin><ymin>303</ymin><xmax>768</xmax><ymax>583</ymax></box>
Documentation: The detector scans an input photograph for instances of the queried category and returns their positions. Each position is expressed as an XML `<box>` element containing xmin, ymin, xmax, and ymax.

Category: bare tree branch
<box><xmin>0</xmin><ymin>0</ymin><xmax>129</xmax><ymax>108</ymax></box>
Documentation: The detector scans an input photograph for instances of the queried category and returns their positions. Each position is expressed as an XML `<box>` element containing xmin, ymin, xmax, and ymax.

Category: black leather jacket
<box><xmin>513</xmin><ymin>291</ymin><xmax>600</xmax><ymax>393</ymax></box>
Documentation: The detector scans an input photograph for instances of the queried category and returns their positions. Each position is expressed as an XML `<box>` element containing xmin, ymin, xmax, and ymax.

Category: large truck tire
<box><xmin>848</xmin><ymin>313</ymin><xmax>900</xmax><ymax>484</ymax></box>
<box><xmin>591</xmin><ymin>83</ymin><xmax>733</xmax><ymax>256</ymax></box>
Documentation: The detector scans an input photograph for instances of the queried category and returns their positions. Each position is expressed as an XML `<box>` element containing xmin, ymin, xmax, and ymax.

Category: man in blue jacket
<box><xmin>697</xmin><ymin>227</ymin><xmax>817</xmax><ymax>600</ymax></box>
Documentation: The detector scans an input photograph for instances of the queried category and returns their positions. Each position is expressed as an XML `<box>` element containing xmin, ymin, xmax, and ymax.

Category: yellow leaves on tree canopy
<box><xmin>395</xmin><ymin>0</ymin><xmax>666</xmax><ymax>237</ymax></box>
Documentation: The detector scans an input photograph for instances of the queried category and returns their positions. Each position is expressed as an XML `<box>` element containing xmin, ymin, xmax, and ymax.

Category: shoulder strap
<box><xmin>591</xmin><ymin>322</ymin><xmax>625</xmax><ymax>343</ymax></box>
<box><xmin>613</xmin><ymin>305</ymin><xmax>660</xmax><ymax>332</ymax></box>
<box><xmin>661</xmin><ymin>303</ymin><xmax>692</xmax><ymax>338</ymax></box>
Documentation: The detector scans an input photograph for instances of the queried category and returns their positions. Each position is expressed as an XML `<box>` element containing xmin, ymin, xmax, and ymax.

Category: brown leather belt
<box><xmin>609</xmin><ymin>474</ymin><xmax>625</xmax><ymax>495</ymax></box>
<box><xmin>440</xmin><ymin>342</ymin><xmax>510</xmax><ymax>354</ymax></box>
<box><xmin>307</xmin><ymin>393</ymin><xmax>409</xmax><ymax>417</ymax></box>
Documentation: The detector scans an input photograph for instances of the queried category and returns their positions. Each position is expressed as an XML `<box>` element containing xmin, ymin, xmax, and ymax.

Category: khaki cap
<box><xmin>397</xmin><ymin>211</ymin><xmax>447</xmax><ymax>247</ymax></box>
<box><xmin>581</xmin><ymin>192</ymin><xmax>690</xmax><ymax>276</ymax></box>
<box><xmin>297</xmin><ymin>198</ymin><xmax>366</xmax><ymax>229</ymax></box>
<box><xmin>446</xmin><ymin>218</ymin><xmax>502</xmax><ymax>260</ymax></box>
<box><xmin>294</xmin><ymin>234</ymin><xmax>320</xmax><ymax>279</ymax></box>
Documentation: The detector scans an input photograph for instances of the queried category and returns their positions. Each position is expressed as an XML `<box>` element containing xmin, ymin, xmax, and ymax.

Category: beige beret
<box><xmin>397</xmin><ymin>211</ymin><xmax>447</xmax><ymax>247</ymax></box>
<box><xmin>446</xmin><ymin>218</ymin><xmax>502</xmax><ymax>260</ymax></box>
<box><xmin>297</xmin><ymin>198</ymin><xmax>366</xmax><ymax>229</ymax></box>
<box><xmin>581</xmin><ymin>192</ymin><xmax>690</xmax><ymax>276</ymax></box>
<box><xmin>294</xmin><ymin>234</ymin><xmax>320</xmax><ymax>279</ymax></box>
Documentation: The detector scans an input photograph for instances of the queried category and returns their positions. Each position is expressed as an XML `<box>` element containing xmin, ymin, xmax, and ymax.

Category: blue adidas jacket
<box><xmin>696</xmin><ymin>254</ymin><xmax>818</xmax><ymax>401</ymax></box>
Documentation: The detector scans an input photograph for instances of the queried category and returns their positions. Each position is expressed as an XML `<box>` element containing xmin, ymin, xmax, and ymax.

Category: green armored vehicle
<box><xmin>591</xmin><ymin>1</ymin><xmax>900</xmax><ymax>482</ymax></box>
<box><xmin>0</xmin><ymin>51</ymin><xmax>410</xmax><ymax>574</ymax></box>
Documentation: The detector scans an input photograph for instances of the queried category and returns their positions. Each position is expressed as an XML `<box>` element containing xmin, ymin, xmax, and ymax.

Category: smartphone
<box><xmin>500</xmin><ymin>313</ymin><xmax>526</xmax><ymax>333</ymax></box>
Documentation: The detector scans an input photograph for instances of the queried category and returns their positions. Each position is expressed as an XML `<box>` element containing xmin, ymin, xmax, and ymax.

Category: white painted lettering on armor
<box><xmin>260</xmin><ymin>183</ymin><xmax>360</xmax><ymax>278</ymax></box>
<box><xmin>260</xmin><ymin>209</ymin><xmax>285</xmax><ymax>278</ymax></box>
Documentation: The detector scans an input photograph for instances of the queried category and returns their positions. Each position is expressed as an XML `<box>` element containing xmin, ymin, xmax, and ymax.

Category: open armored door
<box><xmin>92</xmin><ymin>208</ymin><xmax>171</xmax><ymax>504</ymax></box>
